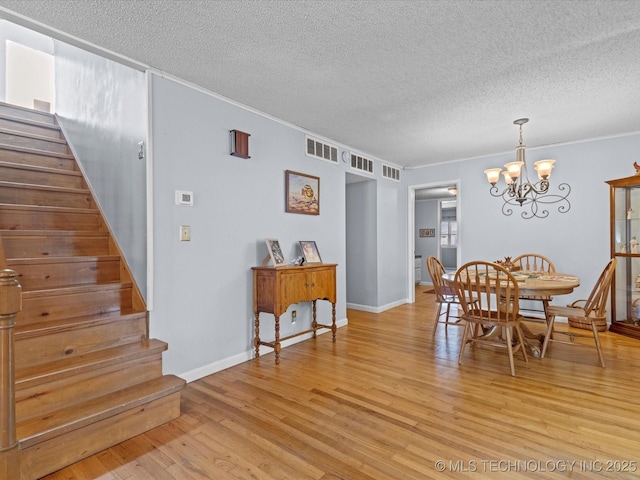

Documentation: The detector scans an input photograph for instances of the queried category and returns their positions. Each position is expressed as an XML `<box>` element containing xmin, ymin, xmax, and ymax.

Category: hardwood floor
<box><xmin>43</xmin><ymin>287</ymin><xmax>640</xmax><ymax>479</ymax></box>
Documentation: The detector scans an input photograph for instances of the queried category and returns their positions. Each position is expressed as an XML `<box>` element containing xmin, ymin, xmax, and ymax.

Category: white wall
<box><xmin>406</xmin><ymin>134</ymin><xmax>640</xmax><ymax>306</ymax></box>
<box><xmin>0</xmin><ymin>20</ymin><xmax>53</xmax><ymax>104</ymax></box>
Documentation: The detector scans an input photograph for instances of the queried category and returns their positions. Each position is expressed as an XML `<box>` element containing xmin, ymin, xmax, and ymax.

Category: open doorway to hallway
<box><xmin>407</xmin><ymin>181</ymin><xmax>460</xmax><ymax>303</ymax></box>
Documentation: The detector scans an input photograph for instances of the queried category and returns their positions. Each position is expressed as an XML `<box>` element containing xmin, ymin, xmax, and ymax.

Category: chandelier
<box><xmin>483</xmin><ymin>118</ymin><xmax>571</xmax><ymax>219</ymax></box>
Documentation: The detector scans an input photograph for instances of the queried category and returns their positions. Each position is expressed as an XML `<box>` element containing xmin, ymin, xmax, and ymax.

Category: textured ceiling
<box><xmin>2</xmin><ymin>0</ymin><xmax>640</xmax><ymax>168</ymax></box>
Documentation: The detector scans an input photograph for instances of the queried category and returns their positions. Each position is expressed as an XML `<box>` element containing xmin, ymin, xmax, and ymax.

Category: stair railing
<box><xmin>0</xmin><ymin>268</ymin><xmax>21</xmax><ymax>478</ymax></box>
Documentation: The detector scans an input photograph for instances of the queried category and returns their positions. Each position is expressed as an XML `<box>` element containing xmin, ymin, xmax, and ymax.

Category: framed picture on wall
<box><xmin>264</xmin><ymin>238</ymin><xmax>286</xmax><ymax>267</ymax></box>
<box><xmin>285</xmin><ymin>170</ymin><xmax>320</xmax><ymax>215</ymax></box>
<box><xmin>419</xmin><ymin>228</ymin><xmax>436</xmax><ymax>238</ymax></box>
<box><xmin>299</xmin><ymin>240</ymin><xmax>322</xmax><ymax>264</ymax></box>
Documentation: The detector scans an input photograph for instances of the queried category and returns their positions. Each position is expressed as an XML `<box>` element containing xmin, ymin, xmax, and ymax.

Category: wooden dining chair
<box><xmin>426</xmin><ymin>256</ymin><xmax>463</xmax><ymax>336</ymax></box>
<box><xmin>454</xmin><ymin>261</ymin><xmax>528</xmax><ymax>376</ymax></box>
<box><xmin>512</xmin><ymin>253</ymin><xmax>556</xmax><ymax>323</ymax></box>
<box><xmin>541</xmin><ymin>258</ymin><xmax>616</xmax><ymax>368</ymax></box>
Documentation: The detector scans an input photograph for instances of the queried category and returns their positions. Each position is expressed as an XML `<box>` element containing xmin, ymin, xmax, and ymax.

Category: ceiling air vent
<box><xmin>306</xmin><ymin>135</ymin><xmax>338</xmax><ymax>164</ymax></box>
<box><xmin>382</xmin><ymin>164</ymin><xmax>401</xmax><ymax>181</ymax></box>
<box><xmin>350</xmin><ymin>152</ymin><xmax>374</xmax><ymax>175</ymax></box>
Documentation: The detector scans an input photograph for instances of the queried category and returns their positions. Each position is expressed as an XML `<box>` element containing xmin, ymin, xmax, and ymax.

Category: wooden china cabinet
<box><xmin>607</xmin><ymin>174</ymin><xmax>640</xmax><ymax>339</ymax></box>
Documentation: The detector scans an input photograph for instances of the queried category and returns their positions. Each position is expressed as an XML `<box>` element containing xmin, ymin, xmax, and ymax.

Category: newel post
<box><xmin>0</xmin><ymin>269</ymin><xmax>21</xmax><ymax>478</ymax></box>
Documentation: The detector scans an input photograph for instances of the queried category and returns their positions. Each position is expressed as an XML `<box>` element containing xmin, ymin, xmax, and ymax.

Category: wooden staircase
<box><xmin>0</xmin><ymin>102</ymin><xmax>185</xmax><ymax>480</ymax></box>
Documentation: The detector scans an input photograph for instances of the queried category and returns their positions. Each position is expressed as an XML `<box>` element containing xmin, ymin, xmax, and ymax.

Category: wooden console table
<box><xmin>252</xmin><ymin>263</ymin><xmax>337</xmax><ymax>364</ymax></box>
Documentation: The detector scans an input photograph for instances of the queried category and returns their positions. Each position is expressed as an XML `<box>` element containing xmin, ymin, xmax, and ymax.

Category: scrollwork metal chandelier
<box><xmin>484</xmin><ymin>118</ymin><xmax>571</xmax><ymax>219</ymax></box>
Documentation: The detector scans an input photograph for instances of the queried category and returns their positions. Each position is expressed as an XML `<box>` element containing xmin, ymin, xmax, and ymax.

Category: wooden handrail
<box><xmin>0</xmin><ymin>269</ymin><xmax>21</xmax><ymax>478</ymax></box>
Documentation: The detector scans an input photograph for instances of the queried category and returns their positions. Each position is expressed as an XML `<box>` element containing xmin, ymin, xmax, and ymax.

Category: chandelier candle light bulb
<box><xmin>484</xmin><ymin>118</ymin><xmax>571</xmax><ymax>219</ymax></box>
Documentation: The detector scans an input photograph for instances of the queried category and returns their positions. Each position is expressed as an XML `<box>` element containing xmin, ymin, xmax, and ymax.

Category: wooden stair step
<box><xmin>0</xmin><ymin>128</ymin><xmax>69</xmax><ymax>154</ymax></box>
<box><xmin>8</xmin><ymin>254</ymin><xmax>123</xmax><ymax>291</ymax></box>
<box><xmin>0</xmin><ymin>230</ymin><xmax>110</xmax><ymax>258</ymax></box>
<box><xmin>0</xmin><ymin>204</ymin><xmax>101</xmax><ymax>231</ymax></box>
<box><xmin>0</xmin><ymin>113</ymin><xmax>62</xmax><ymax>139</ymax></box>
<box><xmin>19</xmin><ymin>282</ymin><xmax>135</xmax><ymax>325</ymax></box>
<box><xmin>0</xmin><ymin>160</ymin><xmax>84</xmax><ymax>189</ymax></box>
<box><xmin>18</xmin><ymin>376</ymin><xmax>183</xmax><ymax>480</ymax></box>
<box><xmin>15</xmin><ymin>309</ymin><xmax>145</xmax><ymax>338</ymax></box>
<box><xmin>17</xmin><ymin>374</ymin><xmax>184</xmax><ymax>447</ymax></box>
<box><xmin>8</xmin><ymin>255</ymin><xmax>121</xmax><ymax>291</ymax></box>
<box><xmin>0</xmin><ymin>181</ymin><xmax>95</xmax><ymax>209</ymax></box>
<box><xmin>15</xmin><ymin>312</ymin><xmax>147</xmax><ymax>375</ymax></box>
<box><xmin>0</xmin><ymin>142</ymin><xmax>73</xmax><ymax>159</ymax></box>
<box><xmin>0</xmin><ymin>143</ymin><xmax>75</xmax><ymax>170</ymax></box>
<box><xmin>15</xmin><ymin>340</ymin><xmax>170</xmax><ymax>424</ymax></box>
<box><xmin>16</xmin><ymin>339</ymin><xmax>167</xmax><ymax>387</ymax></box>
<box><xmin>0</xmin><ymin>102</ymin><xmax>56</xmax><ymax>125</ymax></box>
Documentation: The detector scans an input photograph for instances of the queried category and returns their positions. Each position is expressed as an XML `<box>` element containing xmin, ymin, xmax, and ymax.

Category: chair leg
<box><xmin>542</xmin><ymin>299</ymin><xmax>554</xmax><ymax>340</ymax></box>
<box><xmin>515</xmin><ymin>324</ymin><xmax>528</xmax><ymax>363</ymax></box>
<box><xmin>504</xmin><ymin>326</ymin><xmax>516</xmax><ymax>376</ymax></box>
<box><xmin>432</xmin><ymin>302</ymin><xmax>442</xmax><ymax>337</ymax></box>
<box><xmin>458</xmin><ymin>322</ymin><xmax>471</xmax><ymax>365</ymax></box>
<box><xmin>592</xmin><ymin>322</ymin><xmax>606</xmax><ymax>368</ymax></box>
<box><xmin>541</xmin><ymin>315</ymin><xmax>556</xmax><ymax>358</ymax></box>
<box><xmin>444</xmin><ymin>303</ymin><xmax>451</xmax><ymax>334</ymax></box>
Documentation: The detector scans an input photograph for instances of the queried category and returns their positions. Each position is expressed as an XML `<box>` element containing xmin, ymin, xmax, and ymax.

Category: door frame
<box><xmin>407</xmin><ymin>179</ymin><xmax>461</xmax><ymax>303</ymax></box>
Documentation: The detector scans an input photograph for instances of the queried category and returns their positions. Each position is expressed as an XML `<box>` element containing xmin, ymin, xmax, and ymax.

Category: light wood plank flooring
<box><xmin>43</xmin><ymin>287</ymin><xmax>640</xmax><ymax>479</ymax></box>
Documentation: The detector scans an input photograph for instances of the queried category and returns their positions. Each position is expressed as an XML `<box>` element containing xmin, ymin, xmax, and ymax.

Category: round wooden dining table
<box><xmin>442</xmin><ymin>270</ymin><xmax>580</xmax><ymax>295</ymax></box>
<box><xmin>442</xmin><ymin>270</ymin><xmax>580</xmax><ymax>357</ymax></box>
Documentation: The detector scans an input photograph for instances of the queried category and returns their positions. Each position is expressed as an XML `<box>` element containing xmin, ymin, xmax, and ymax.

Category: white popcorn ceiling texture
<box><xmin>2</xmin><ymin>0</ymin><xmax>640</xmax><ymax>167</ymax></box>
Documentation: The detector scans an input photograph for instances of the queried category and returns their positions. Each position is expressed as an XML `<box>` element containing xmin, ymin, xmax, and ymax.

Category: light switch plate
<box><xmin>180</xmin><ymin>225</ymin><xmax>191</xmax><ymax>241</ymax></box>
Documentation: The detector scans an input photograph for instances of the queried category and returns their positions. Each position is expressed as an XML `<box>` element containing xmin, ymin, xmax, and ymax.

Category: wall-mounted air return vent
<box><xmin>306</xmin><ymin>135</ymin><xmax>338</xmax><ymax>164</ymax></box>
<box><xmin>350</xmin><ymin>152</ymin><xmax>374</xmax><ymax>174</ymax></box>
<box><xmin>382</xmin><ymin>164</ymin><xmax>401</xmax><ymax>181</ymax></box>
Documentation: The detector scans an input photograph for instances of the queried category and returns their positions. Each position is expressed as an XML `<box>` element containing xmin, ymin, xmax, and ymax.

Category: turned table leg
<box><xmin>274</xmin><ymin>315</ymin><xmax>281</xmax><ymax>364</ymax></box>
<box><xmin>332</xmin><ymin>302</ymin><xmax>337</xmax><ymax>342</ymax></box>
<box><xmin>254</xmin><ymin>312</ymin><xmax>260</xmax><ymax>358</ymax></box>
<box><xmin>312</xmin><ymin>300</ymin><xmax>318</xmax><ymax>338</ymax></box>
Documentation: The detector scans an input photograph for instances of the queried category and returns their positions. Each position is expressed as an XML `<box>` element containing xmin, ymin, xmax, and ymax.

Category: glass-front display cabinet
<box><xmin>607</xmin><ymin>174</ymin><xmax>640</xmax><ymax>340</ymax></box>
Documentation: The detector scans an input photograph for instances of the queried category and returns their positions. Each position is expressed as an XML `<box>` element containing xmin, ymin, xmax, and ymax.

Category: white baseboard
<box><xmin>347</xmin><ymin>298</ymin><xmax>407</xmax><ymax>313</ymax></box>
<box><xmin>178</xmin><ymin>317</ymin><xmax>348</xmax><ymax>383</ymax></box>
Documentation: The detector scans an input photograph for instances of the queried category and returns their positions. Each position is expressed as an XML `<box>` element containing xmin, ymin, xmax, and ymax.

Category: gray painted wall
<box><xmin>54</xmin><ymin>41</ymin><xmax>148</xmax><ymax>299</ymax></box>
<box><xmin>346</xmin><ymin>179</ymin><xmax>378</xmax><ymax>307</ymax></box>
<box><xmin>150</xmin><ymin>74</ymin><xmax>366</xmax><ymax>378</ymax></box>
<box><xmin>407</xmin><ymin>134</ymin><xmax>640</xmax><ymax>307</ymax></box>
<box><xmin>376</xmin><ymin>181</ymin><xmax>407</xmax><ymax>308</ymax></box>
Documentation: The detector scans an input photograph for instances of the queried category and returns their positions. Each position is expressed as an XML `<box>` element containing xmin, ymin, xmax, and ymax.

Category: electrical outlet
<box><xmin>180</xmin><ymin>225</ymin><xmax>191</xmax><ymax>241</ymax></box>
<box><xmin>291</xmin><ymin>310</ymin><xmax>297</xmax><ymax>323</ymax></box>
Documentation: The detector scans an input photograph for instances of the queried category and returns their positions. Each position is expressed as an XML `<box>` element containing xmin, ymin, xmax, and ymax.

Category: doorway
<box><xmin>5</xmin><ymin>40</ymin><xmax>55</xmax><ymax>112</ymax></box>
<box><xmin>407</xmin><ymin>181</ymin><xmax>460</xmax><ymax>303</ymax></box>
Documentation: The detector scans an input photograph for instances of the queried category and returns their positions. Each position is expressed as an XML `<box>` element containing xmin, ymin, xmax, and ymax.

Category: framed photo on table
<box><xmin>299</xmin><ymin>240</ymin><xmax>322</xmax><ymax>264</ymax></box>
<box><xmin>265</xmin><ymin>238</ymin><xmax>286</xmax><ymax>267</ymax></box>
